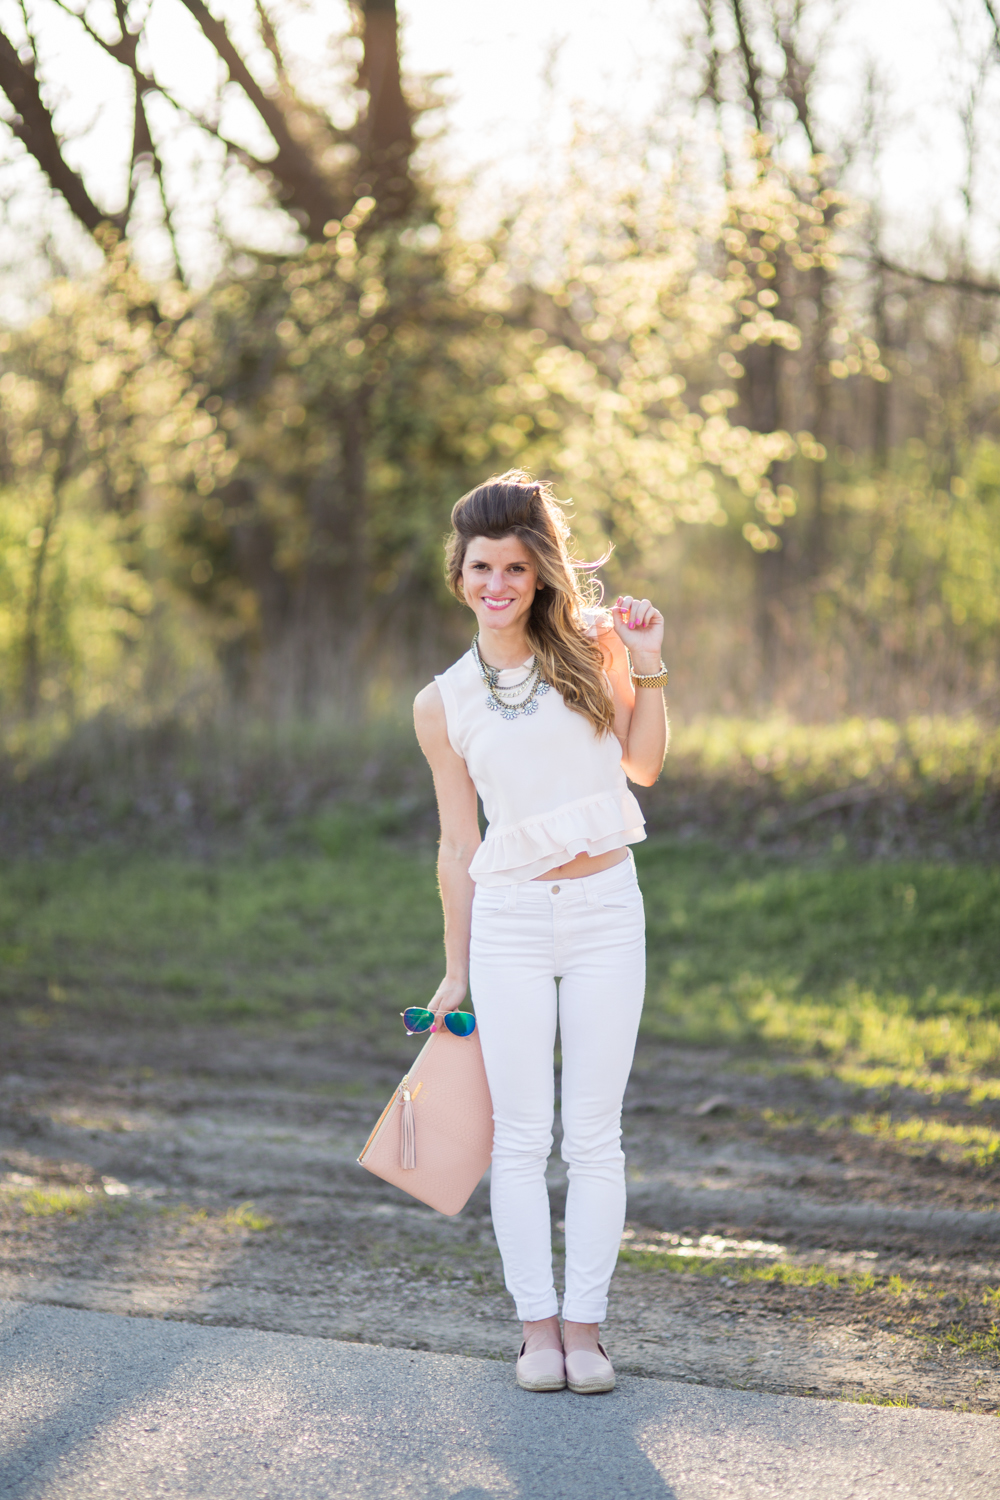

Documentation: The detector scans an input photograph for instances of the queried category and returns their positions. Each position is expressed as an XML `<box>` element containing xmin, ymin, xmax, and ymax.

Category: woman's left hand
<box><xmin>613</xmin><ymin>595</ymin><xmax>664</xmax><ymax>662</ymax></box>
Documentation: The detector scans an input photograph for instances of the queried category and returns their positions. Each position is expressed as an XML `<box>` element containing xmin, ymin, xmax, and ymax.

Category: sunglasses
<box><xmin>401</xmin><ymin>1007</ymin><xmax>477</xmax><ymax>1038</ymax></box>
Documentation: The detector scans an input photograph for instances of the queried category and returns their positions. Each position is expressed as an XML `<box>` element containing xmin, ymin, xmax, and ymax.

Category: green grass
<box><xmin>942</xmin><ymin>1323</ymin><xmax>1000</xmax><ymax>1358</ymax></box>
<box><xmin>846</xmin><ymin>1112</ymin><xmax>1000</xmax><ymax>1167</ymax></box>
<box><xmin>639</xmin><ymin>840</ymin><xmax>1000</xmax><ymax>1085</ymax></box>
<box><xmin>1</xmin><ymin>829</ymin><xmax>998</xmax><ymax>1087</ymax></box>
<box><xmin>839</xmin><ymin>1392</ymin><xmax>915</xmax><ymax>1408</ymax></box>
<box><xmin>13</xmin><ymin>1187</ymin><xmax>96</xmax><ymax>1217</ymax></box>
<box><xmin>614</xmin><ymin>1247</ymin><xmax>929</xmax><ymax>1298</ymax></box>
<box><xmin>223</xmin><ymin>1201</ymin><xmax>275</xmax><ymax>1232</ymax></box>
<box><xmin>0</xmin><ymin>821</ymin><xmax>443</xmax><ymax>1042</ymax></box>
<box><xmin>761</xmin><ymin>1108</ymin><xmax>1000</xmax><ymax>1167</ymax></box>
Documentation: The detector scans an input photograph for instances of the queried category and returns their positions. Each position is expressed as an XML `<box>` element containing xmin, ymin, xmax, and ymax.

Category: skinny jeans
<box><xmin>469</xmin><ymin>852</ymin><xmax>645</xmax><ymax>1324</ymax></box>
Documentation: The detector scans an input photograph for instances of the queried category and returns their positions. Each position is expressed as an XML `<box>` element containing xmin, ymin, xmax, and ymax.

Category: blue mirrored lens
<box><xmin>444</xmin><ymin>1011</ymin><xmax>476</xmax><ymax>1037</ymax></box>
<box><xmin>401</xmin><ymin>1008</ymin><xmax>434</xmax><ymax>1033</ymax></box>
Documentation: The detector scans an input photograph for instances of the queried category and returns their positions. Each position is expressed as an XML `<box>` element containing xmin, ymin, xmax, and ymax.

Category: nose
<box><xmin>488</xmin><ymin>569</ymin><xmax>506</xmax><ymax>592</ymax></box>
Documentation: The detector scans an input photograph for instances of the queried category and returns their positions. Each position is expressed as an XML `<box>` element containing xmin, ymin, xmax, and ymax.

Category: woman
<box><xmin>413</xmin><ymin>471</ymin><xmax>667</xmax><ymax>1395</ymax></box>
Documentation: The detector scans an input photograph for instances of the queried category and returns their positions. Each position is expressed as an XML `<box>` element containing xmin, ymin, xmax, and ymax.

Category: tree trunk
<box><xmin>742</xmin><ymin>337</ymin><xmax>788</xmax><ymax>692</ymax></box>
<box><xmin>356</xmin><ymin>0</ymin><xmax>415</xmax><ymax>222</ymax></box>
<box><xmin>21</xmin><ymin>494</ymin><xmax>62</xmax><ymax>718</ymax></box>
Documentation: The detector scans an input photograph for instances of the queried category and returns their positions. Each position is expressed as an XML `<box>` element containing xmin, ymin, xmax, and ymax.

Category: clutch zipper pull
<box><xmin>399</xmin><ymin>1074</ymin><xmax>416</xmax><ymax>1170</ymax></box>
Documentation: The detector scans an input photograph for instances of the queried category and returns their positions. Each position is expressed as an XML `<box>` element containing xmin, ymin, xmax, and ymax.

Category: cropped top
<box><xmin>434</xmin><ymin>647</ymin><xmax>646</xmax><ymax>886</ymax></box>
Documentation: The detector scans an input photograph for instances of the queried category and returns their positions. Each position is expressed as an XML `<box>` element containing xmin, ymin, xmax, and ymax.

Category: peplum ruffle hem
<box><xmin>469</xmin><ymin>789</ymin><xmax>646</xmax><ymax>886</ymax></box>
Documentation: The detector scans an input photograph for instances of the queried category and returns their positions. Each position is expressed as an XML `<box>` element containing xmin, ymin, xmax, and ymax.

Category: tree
<box><xmin>0</xmin><ymin>247</ymin><xmax>226</xmax><ymax>721</ymax></box>
<box><xmin>689</xmin><ymin>0</ymin><xmax>891</xmax><ymax>683</ymax></box>
<box><xmin>0</xmin><ymin>0</ymin><xmax>417</xmax><ymax>271</ymax></box>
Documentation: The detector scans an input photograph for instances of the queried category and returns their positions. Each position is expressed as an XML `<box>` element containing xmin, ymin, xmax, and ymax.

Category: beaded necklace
<box><xmin>471</xmin><ymin>634</ymin><xmax>551</xmax><ymax>720</ymax></box>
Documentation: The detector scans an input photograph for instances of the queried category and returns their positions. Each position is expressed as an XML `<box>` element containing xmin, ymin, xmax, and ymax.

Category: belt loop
<box><xmin>507</xmin><ymin>882</ymin><xmax>518</xmax><ymax>913</ymax></box>
<box><xmin>584</xmin><ymin>872</ymin><xmax>599</xmax><ymax>909</ymax></box>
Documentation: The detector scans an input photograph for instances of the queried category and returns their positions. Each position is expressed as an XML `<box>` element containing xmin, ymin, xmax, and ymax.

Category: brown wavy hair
<box><xmin>445</xmin><ymin>471</ymin><xmax>615</xmax><ymax>736</ymax></box>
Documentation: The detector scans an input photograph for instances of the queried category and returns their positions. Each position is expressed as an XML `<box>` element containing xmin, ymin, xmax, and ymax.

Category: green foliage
<box><xmin>0</xmin><ymin>146</ymin><xmax>871</xmax><ymax>724</ymax></box>
<box><xmin>817</xmin><ymin>443</ymin><xmax>1000</xmax><ymax>664</ymax></box>
<box><xmin>0</xmin><ymin>248</ymin><xmax>227</xmax><ymax>730</ymax></box>
<box><xmin>669</xmin><ymin>715</ymin><xmax>1000</xmax><ymax>796</ymax></box>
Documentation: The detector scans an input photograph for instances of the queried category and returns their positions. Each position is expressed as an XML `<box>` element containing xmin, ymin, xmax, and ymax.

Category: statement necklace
<box><xmin>472</xmin><ymin>634</ymin><xmax>551</xmax><ymax>720</ymax></box>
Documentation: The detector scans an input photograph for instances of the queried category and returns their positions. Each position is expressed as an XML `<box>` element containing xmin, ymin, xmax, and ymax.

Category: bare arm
<box><xmin>599</xmin><ymin>597</ymin><xmax>669</xmax><ymax>787</ymax></box>
<box><xmin>413</xmin><ymin>682</ymin><xmax>482</xmax><ymax>1014</ymax></box>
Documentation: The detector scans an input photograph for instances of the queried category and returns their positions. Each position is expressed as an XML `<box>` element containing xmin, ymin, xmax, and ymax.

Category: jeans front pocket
<box><xmin>472</xmin><ymin>887</ymin><xmax>512</xmax><ymax>919</ymax></box>
<box><xmin>592</xmin><ymin>868</ymin><xmax>644</xmax><ymax>913</ymax></box>
<box><xmin>596</xmin><ymin>890</ymin><xmax>644</xmax><ymax>913</ymax></box>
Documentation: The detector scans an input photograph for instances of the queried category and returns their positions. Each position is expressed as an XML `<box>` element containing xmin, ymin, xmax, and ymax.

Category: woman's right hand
<box><xmin>428</xmin><ymin>975</ymin><xmax>470</xmax><ymax>1017</ymax></box>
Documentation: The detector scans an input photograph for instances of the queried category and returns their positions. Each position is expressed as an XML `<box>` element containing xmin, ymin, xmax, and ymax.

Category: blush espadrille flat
<box><xmin>515</xmin><ymin>1342</ymin><xmax>567</xmax><ymax>1392</ymax></box>
<box><xmin>564</xmin><ymin>1342</ymin><xmax>615</xmax><ymax>1394</ymax></box>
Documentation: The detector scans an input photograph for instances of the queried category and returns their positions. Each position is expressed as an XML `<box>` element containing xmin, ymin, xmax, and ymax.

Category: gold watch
<box><xmin>629</xmin><ymin>659</ymin><xmax>669</xmax><ymax>688</ymax></box>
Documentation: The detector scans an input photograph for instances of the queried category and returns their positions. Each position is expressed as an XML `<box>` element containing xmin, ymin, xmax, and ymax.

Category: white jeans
<box><xmin>469</xmin><ymin>852</ymin><xmax>645</xmax><ymax>1324</ymax></box>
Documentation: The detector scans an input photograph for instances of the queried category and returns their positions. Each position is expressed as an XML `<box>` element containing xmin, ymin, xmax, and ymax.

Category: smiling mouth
<box><xmin>482</xmin><ymin>597</ymin><xmax>515</xmax><ymax>610</ymax></box>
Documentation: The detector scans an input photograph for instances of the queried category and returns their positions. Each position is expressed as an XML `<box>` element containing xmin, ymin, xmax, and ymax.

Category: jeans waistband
<box><xmin>479</xmin><ymin>848</ymin><xmax>638</xmax><ymax>912</ymax></box>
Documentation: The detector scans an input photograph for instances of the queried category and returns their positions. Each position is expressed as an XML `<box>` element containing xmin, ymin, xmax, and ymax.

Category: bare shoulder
<box><xmin>413</xmin><ymin>680</ymin><xmax>444</xmax><ymax>727</ymax></box>
<box><xmin>413</xmin><ymin>681</ymin><xmax>451</xmax><ymax>761</ymax></box>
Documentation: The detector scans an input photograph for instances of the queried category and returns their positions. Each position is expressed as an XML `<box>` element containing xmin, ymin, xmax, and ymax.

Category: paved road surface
<box><xmin>1</xmin><ymin>1300</ymin><xmax>997</xmax><ymax>1499</ymax></box>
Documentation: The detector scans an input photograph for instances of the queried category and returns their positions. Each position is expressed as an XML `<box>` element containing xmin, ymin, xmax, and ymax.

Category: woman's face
<box><xmin>461</xmin><ymin>533</ymin><xmax>540</xmax><ymax>636</ymax></box>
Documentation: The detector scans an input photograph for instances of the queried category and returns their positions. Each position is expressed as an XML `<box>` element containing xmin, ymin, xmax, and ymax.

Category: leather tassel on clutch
<box><xmin>399</xmin><ymin>1078</ymin><xmax>416</xmax><ymax>1170</ymax></box>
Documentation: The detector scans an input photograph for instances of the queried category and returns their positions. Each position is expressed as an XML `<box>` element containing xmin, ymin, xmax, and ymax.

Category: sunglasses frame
<box><xmin>400</xmin><ymin>1006</ymin><xmax>477</xmax><ymax>1038</ymax></box>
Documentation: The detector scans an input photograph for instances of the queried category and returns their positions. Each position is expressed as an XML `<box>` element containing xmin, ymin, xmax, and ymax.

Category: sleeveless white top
<box><xmin>434</xmin><ymin>647</ymin><xmax>646</xmax><ymax>886</ymax></box>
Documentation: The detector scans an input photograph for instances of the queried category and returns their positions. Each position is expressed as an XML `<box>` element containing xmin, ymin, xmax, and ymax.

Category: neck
<box><xmin>476</xmin><ymin>622</ymin><xmax>533</xmax><ymax>670</ymax></box>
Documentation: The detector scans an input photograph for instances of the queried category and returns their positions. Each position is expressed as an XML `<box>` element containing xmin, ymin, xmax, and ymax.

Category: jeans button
<box><xmin>551</xmin><ymin>885</ymin><xmax>560</xmax><ymax>894</ymax></box>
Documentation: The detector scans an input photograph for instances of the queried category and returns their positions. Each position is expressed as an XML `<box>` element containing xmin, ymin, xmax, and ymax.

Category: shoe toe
<box><xmin>565</xmin><ymin>1343</ymin><xmax>615</xmax><ymax>1394</ymax></box>
<box><xmin>515</xmin><ymin>1343</ymin><xmax>567</xmax><ymax>1392</ymax></box>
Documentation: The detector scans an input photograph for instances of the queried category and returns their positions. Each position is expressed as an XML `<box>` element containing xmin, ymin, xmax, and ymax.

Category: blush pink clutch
<box><xmin>358</xmin><ymin>1026</ymin><xmax>494</xmax><ymax>1216</ymax></box>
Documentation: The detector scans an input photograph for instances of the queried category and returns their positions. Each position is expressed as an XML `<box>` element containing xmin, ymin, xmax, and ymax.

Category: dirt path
<box><xmin>2</xmin><ymin>1024</ymin><xmax>998</xmax><ymax>1415</ymax></box>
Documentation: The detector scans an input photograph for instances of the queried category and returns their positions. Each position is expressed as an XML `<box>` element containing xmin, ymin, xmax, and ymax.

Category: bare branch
<box><xmin>697</xmin><ymin>0</ymin><xmax>724</xmax><ymax>106</ymax></box>
<box><xmin>875</xmin><ymin>254</ymin><xmax>1000</xmax><ymax>299</ymax></box>
<box><xmin>773</xmin><ymin>8</ymin><xmax>819</xmax><ymax>155</ymax></box>
<box><xmin>48</xmin><ymin>0</ymin><xmax>143</xmax><ymax>71</ymax></box>
<box><xmin>175</xmin><ymin>0</ymin><xmax>344</xmax><ymax>237</ymax></box>
<box><xmin>984</xmin><ymin>0</ymin><xmax>1000</xmax><ymax>53</ymax></box>
<box><xmin>0</xmin><ymin>27</ymin><xmax>115</xmax><ymax>236</ymax></box>
<box><xmin>728</xmin><ymin>0</ymin><xmax>765</xmax><ymax>131</ymax></box>
<box><xmin>255</xmin><ymin>0</ymin><xmax>291</xmax><ymax>92</ymax></box>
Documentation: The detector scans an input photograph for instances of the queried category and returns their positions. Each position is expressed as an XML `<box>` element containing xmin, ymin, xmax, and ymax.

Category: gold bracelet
<box><xmin>630</xmin><ymin>660</ymin><xmax>668</xmax><ymax>688</ymax></box>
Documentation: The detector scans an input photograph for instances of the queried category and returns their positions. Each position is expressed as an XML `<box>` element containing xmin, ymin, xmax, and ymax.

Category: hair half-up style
<box><xmin>445</xmin><ymin>471</ymin><xmax>615</xmax><ymax>736</ymax></box>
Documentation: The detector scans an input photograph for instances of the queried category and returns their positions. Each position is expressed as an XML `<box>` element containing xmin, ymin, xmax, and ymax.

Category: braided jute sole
<box><xmin>565</xmin><ymin>1342</ymin><xmax>616</xmax><ymax>1394</ymax></box>
<box><xmin>515</xmin><ymin>1342</ymin><xmax>567</xmax><ymax>1392</ymax></box>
